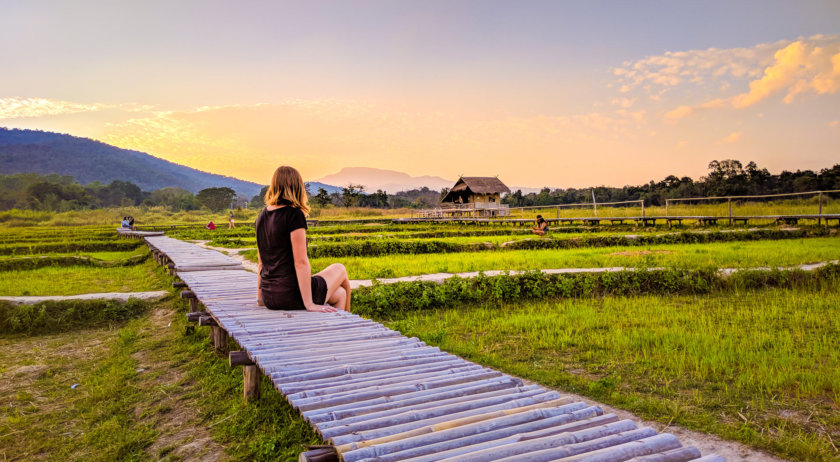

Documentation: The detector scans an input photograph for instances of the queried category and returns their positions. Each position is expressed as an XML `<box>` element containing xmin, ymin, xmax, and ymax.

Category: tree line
<box><xmin>502</xmin><ymin>160</ymin><xmax>840</xmax><ymax>207</ymax></box>
<box><xmin>0</xmin><ymin>173</ymin><xmax>242</xmax><ymax>212</ymax></box>
<box><xmin>3</xmin><ymin>160</ymin><xmax>838</xmax><ymax>213</ymax></box>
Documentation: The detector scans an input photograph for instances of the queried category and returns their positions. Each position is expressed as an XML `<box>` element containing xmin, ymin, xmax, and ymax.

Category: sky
<box><xmin>1</xmin><ymin>0</ymin><xmax>839</xmax><ymax>189</ymax></box>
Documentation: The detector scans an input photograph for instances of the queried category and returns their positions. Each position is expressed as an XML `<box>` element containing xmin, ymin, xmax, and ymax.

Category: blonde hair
<box><xmin>264</xmin><ymin>166</ymin><xmax>310</xmax><ymax>215</ymax></box>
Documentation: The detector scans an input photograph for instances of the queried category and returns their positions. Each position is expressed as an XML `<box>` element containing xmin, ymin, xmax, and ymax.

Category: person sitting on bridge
<box><xmin>120</xmin><ymin>216</ymin><xmax>130</xmax><ymax>228</ymax></box>
<box><xmin>256</xmin><ymin>165</ymin><xmax>352</xmax><ymax>313</ymax></box>
<box><xmin>531</xmin><ymin>214</ymin><xmax>549</xmax><ymax>236</ymax></box>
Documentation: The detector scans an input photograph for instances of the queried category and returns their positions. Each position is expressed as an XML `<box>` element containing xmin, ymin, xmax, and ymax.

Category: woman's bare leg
<box><xmin>316</xmin><ymin>263</ymin><xmax>352</xmax><ymax>311</ymax></box>
<box><xmin>327</xmin><ymin>286</ymin><xmax>347</xmax><ymax>310</ymax></box>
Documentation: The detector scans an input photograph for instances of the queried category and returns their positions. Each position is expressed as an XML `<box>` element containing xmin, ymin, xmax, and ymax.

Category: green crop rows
<box><xmin>2</xmin><ymin>219</ymin><xmax>839</xmax><ymax>460</ymax></box>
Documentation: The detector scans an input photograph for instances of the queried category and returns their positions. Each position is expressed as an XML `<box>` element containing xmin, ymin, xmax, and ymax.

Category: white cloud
<box><xmin>614</xmin><ymin>35</ymin><xmax>840</xmax><ymax>106</ymax></box>
<box><xmin>0</xmin><ymin>97</ymin><xmax>152</xmax><ymax>120</ymax></box>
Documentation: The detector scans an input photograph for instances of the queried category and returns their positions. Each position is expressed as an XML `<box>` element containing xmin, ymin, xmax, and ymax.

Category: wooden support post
<box><xmin>167</xmin><ymin>262</ymin><xmax>176</xmax><ymax>276</ymax></box>
<box><xmin>172</xmin><ymin>281</ymin><xmax>187</xmax><ymax>288</ymax></box>
<box><xmin>180</xmin><ymin>289</ymin><xmax>199</xmax><ymax>311</ymax></box>
<box><xmin>229</xmin><ymin>351</ymin><xmax>254</xmax><ymax>367</ymax></box>
<box><xmin>298</xmin><ymin>447</ymin><xmax>338</xmax><ymax>462</ymax></box>
<box><xmin>665</xmin><ymin>200</ymin><xmax>669</xmax><ymax>217</ymax></box>
<box><xmin>818</xmin><ymin>191</ymin><xmax>823</xmax><ymax>226</ymax></box>
<box><xmin>728</xmin><ymin>197</ymin><xmax>732</xmax><ymax>226</ymax></box>
<box><xmin>212</xmin><ymin>327</ymin><xmax>229</xmax><ymax>354</ymax></box>
<box><xmin>186</xmin><ymin>312</ymin><xmax>204</xmax><ymax>322</ymax></box>
<box><xmin>641</xmin><ymin>200</ymin><xmax>645</xmax><ymax>218</ymax></box>
<box><xmin>243</xmin><ymin>365</ymin><xmax>261</xmax><ymax>403</ymax></box>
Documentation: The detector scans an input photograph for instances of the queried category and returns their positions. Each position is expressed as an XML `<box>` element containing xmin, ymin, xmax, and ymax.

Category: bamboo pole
<box><xmin>289</xmin><ymin>365</ymin><xmax>484</xmax><ymax>399</ymax></box>
<box><xmin>623</xmin><ymin>446</ymin><xmax>702</xmax><ymax>461</ymax></box>
<box><xmin>311</xmin><ymin>385</ymin><xmax>543</xmax><ymax>427</ymax></box>
<box><xmin>302</xmin><ymin>378</ymin><xmax>523</xmax><ymax>422</ymax></box>
<box><xmin>338</xmin><ymin>406</ymin><xmax>597</xmax><ymax>462</ymax></box>
<box><xmin>318</xmin><ymin>390</ymin><xmax>564</xmax><ymax>439</ymax></box>
<box><xmin>334</xmin><ymin>397</ymin><xmax>573</xmax><ymax>448</ymax></box>
<box><xmin>293</xmin><ymin>369</ymin><xmax>502</xmax><ymax>409</ymax></box>
<box><xmin>433</xmin><ymin>419</ymin><xmax>642</xmax><ymax>462</ymax></box>
<box><xmin>390</xmin><ymin>411</ymin><xmax>616</xmax><ymax>462</ymax></box>
<box><xmin>295</xmin><ymin>370</ymin><xmax>506</xmax><ymax>412</ymax></box>
<box><xmin>542</xmin><ymin>433</ymin><xmax>682</xmax><ymax>462</ymax></box>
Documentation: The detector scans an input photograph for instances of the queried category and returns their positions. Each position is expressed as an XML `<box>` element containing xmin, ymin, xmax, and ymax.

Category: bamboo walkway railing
<box><xmin>119</xmin><ymin>230</ymin><xmax>725</xmax><ymax>462</ymax></box>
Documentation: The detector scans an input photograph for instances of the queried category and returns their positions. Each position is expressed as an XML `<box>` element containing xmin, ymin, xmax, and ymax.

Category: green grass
<box><xmin>0</xmin><ymin>259</ymin><xmax>170</xmax><ymax>296</ymax></box>
<box><xmin>0</xmin><ymin>297</ymin><xmax>321</xmax><ymax>461</ymax></box>
<box><xmin>379</xmin><ymin>287</ymin><xmax>840</xmax><ymax>461</ymax></box>
<box><xmin>270</xmin><ymin>237</ymin><xmax>840</xmax><ymax>279</ymax></box>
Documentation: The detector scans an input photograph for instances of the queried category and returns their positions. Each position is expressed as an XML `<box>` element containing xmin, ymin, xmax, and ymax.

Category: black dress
<box><xmin>255</xmin><ymin>206</ymin><xmax>327</xmax><ymax>310</ymax></box>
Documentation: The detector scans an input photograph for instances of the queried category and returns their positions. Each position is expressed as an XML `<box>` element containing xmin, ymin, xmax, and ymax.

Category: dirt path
<box><xmin>0</xmin><ymin>291</ymin><xmax>168</xmax><ymax>304</ymax></box>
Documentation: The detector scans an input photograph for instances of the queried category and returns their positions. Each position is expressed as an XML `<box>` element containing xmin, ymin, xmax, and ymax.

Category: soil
<box><xmin>137</xmin><ymin>308</ymin><xmax>226</xmax><ymax>461</ymax></box>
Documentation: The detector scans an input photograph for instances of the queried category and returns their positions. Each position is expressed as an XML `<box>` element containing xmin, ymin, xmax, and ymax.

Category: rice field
<box><xmin>1</xmin><ymin>215</ymin><xmax>839</xmax><ymax>460</ymax></box>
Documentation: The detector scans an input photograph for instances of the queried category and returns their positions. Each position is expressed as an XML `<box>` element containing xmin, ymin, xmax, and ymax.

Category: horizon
<box><xmin>1</xmin><ymin>1</ymin><xmax>839</xmax><ymax>189</ymax></box>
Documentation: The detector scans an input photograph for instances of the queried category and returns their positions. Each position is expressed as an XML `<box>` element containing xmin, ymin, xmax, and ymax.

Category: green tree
<box><xmin>313</xmin><ymin>188</ymin><xmax>332</xmax><ymax>207</ymax></box>
<box><xmin>250</xmin><ymin>186</ymin><xmax>269</xmax><ymax>209</ymax></box>
<box><xmin>341</xmin><ymin>184</ymin><xmax>365</xmax><ymax>207</ymax></box>
<box><xmin>196</xmin><ymin>187</ymin><xmax>236</xmax><ymax>212</ymax></box>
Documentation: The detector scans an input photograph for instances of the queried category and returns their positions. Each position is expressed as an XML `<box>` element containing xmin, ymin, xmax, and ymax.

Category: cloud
<box><xmin>613</xmin><ymin>39</ymin><xmax>790</xmax><ymax>92</ymax></box>
<box><xmin>732</xmin><ymin>40</ymin><xmax>840</xmax><ymax>107</ymax></box>
<box><xmin>830</xmin><ymin>120</ymin><xmax>840</xmax><ymax>128</ymax></box>
<box><xmin>664</xmin><ymin>98</ymin><xmax>727</xmax><ymax>120</ymax></box>
<box><xmin>0</xmin><ymin>97</ymin><xmax>153</xmax><ymax>120</ymax></box>
<box><xmin>717</xmin><ymin>132</ymin><xmax>742</xmax><ymax>144</ymax></box>
<box><xmin>653</xmin><ymin>36</ymin><xmax>840</xmax><ymax>121</ymax></box>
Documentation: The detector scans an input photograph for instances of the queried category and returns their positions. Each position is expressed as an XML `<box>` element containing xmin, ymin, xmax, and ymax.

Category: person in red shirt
<box><xmin>205</xmin><ymin>221</ymin><xmax>216</xmax><ymax>230</ymax></box>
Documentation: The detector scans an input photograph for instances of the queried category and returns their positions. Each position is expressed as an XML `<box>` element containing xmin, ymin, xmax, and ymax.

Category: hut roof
<box><xmin>442</xmin><ymin>176</ymin><xmax>511</xmax><ymax>202</ymax></box>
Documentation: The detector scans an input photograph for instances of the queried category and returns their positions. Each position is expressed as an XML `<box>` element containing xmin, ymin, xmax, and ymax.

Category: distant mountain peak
<box><xmin>317</xmin><ymin>167</ymin><xmax>453</xmax><ymax>193</ymax></box>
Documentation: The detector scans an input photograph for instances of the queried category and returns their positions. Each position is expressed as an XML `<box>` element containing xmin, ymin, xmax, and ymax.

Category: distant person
<box><xmin>532</xmin><ymin>214</ymin><xmax>549</xmax><ymax>236</ymax></box>
<box><xmin>256</xmin><ymin>165</ymin><xmax>351</xmax><ymax>312</ymax></box>
<box><xmin>120</xmin><ymin>217</ymin><xmax>130</xmax><ymax>228</ymax></box>
<box><xmin>128</xmin><ymin>216</ymin><xmax>135</xmax><ymax>230</ymax></box>
<box><xmin>228</xmin><ymin>210</ymin><xmax>236</xmax><ymax>229</ymax></box>
<box><xmin>206</xmin><ymin>221</ymin><xmax>216</xmax><ymax>230</ymax></box>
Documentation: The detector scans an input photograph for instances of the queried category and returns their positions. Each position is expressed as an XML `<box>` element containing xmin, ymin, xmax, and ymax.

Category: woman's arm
<box><xmin>290</xmin><ymin>228</ymin><xmax>336</xmax><ymax>312</ymax></box>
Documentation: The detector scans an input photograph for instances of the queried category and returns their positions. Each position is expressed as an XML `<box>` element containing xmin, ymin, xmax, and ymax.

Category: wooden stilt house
<box><xmin>430</xmin><ymin>176</ymin><xmax>511</xmax><ymax>218</ymax></box>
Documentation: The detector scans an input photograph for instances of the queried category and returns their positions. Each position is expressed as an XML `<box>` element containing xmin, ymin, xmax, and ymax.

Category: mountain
<box><xmin>0</xmin><ymin>127</ymin><xmax>341</xmax><ymax>196</ymax></box>
<box><xmin>317</xmin><ymin>167</ymin><xmax>454</xmax><ymax>193</ymax></box>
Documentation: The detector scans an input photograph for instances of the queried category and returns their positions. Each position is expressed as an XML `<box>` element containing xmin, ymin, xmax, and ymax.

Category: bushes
<box><xmin>0</xmin><ymin>298</ymin><xmax>151</xmax><ymax>335</ymax></box>
<box><xmin>0</xmin><ymin>253</ymin><xmax>149</xmax><ymax>271</ymax></box>
<box><xmin>0</xmin><ymin>240</ymin><xmax>142</xmax><ymax>256</ymax></box>
<box><xmin>302</xmin><ymin>228</ymin><xmax>828</xmax><ymax>258</ymax></box>
<box><xmin>353</xmin><ymin>264</ymin><xmax>840</xmax><ymax>317</ymax></box>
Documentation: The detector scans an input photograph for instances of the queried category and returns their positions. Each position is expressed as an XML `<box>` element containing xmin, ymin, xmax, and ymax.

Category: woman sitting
<box><xmin>256</xmin><ymin>166</ymin><xmax>351</xmax><ymax>312</ymax></box>
<box><xmin>531</xmin><ymin>214</ymin><xmax>549</xmax><ymax>236</ymax></box>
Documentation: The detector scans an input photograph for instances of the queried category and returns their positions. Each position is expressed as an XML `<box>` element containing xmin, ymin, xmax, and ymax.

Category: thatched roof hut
<box><xmin>441</xmin><ymin>177</ymin><xmax>511</xmax><ymax>204</ymax></box>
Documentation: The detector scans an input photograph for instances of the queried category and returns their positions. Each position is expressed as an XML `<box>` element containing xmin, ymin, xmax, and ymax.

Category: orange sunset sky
<box><xmin>1</xmin><ymin>1</ymin><xmax>839</xmax><ymax>189</ymax></box>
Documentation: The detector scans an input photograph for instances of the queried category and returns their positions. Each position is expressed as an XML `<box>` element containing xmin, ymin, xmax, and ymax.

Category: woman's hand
<box><xmin>306</xmin><ymin>304</ymin><xmax>337</xmax><ymax>313</ymax></box>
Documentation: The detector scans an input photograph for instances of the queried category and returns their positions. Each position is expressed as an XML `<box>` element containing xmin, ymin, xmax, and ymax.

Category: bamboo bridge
<box><xmin>118</xmin><ymin>228</ymin><xmax>724</xmax><ymax>462</ymax></box>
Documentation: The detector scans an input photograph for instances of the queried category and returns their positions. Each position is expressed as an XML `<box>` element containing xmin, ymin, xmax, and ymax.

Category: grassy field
<box><xmin>2</xmin><ymin>219</ymin><xmax>839</xmax><ymax>460</ymax></box>
<box><xmin>504</xmin><ymin>197</ymin><xmax>840</xmax><ymax>220</ymax></box>
<box><xmin>0</xmin><ymin>260</ymin><xmax>170</xmax><ymax>296</ymax></box>
<box><xmin>258</xmin><ymin>237</ymin><xmax>840</xmax><ymax>279</ymax></box>
<box><xmin>379</xmin><ymin>288</ymin><xmax>840</xmax><ymax>461</ymax></box>
<box><xmin>0</xmin><ymin>296</ymin><xmax>319</xmax><ymax>461</ymax></box>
